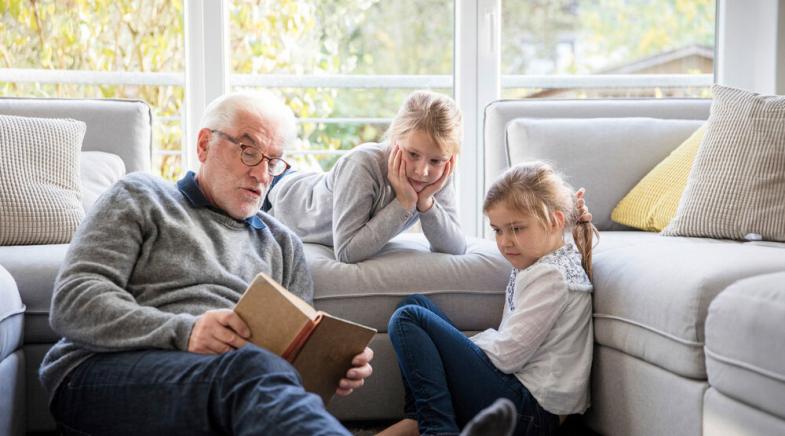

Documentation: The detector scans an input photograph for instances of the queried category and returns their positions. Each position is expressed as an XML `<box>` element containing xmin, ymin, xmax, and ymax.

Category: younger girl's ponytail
<box><xmin>572</xmin><ymin>219</ymin><xmax>598</xmax><ymax>281</ymax></box>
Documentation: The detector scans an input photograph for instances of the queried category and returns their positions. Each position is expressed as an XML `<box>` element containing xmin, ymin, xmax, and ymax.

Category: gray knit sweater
<box><xmin>39</xmin><ymin>172</ymin><xmax>313</xmax><ymax>401</ymax></box>
<box><xmin>266</xmin><ymin>142</ymin><xmax>466</xmax><ymax>263</ymax></box>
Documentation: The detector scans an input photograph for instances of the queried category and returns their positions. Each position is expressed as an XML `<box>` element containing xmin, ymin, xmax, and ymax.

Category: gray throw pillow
<box><xmin>0</xmin><ymin>114</ymin><xmax>87</xmax><ymax>245</ymax></box>
<box><xmin>663</xmin><ymin>85</ymin><xmax>785</xmax><ymax>241</ymax></box>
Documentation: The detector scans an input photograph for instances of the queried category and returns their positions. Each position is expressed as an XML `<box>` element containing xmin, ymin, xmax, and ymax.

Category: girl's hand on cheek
<box><xmin>387</xmin><ymin>145</ymin><xmax>418</xmax><ymax>210</ymax></box>
<box><xmin>416</xmin><ymin>155</ymin><xmax>455</xmax><ymax>213</ymax></box>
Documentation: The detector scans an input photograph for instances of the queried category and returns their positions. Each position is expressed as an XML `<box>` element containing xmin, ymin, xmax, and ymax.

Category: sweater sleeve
<box><xmin>331</xmin><ymin>156</ymin><xmax>414</xmax><ymax>263</ymax></box>
<box><xmin>277</xmin><ymin>228</ymin><xmax>315</xmax><ymax>306</ymax></box>
<box><xmin>49</xmin><ymin>180</ymin><xmax>196</xmax><ymax>352</ymax></box>
<box><xmin>471</xmin><ymin>264</ymin><xmax>569</xmax><ymax>373</ymax></box>
<box><xmin>418</xmin><ymin>175</ymin><xmax>466</xmax><ymax>255</ymax></box>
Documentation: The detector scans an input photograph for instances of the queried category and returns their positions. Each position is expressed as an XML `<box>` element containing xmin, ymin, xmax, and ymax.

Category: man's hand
<box><xmin>576</xmin><ymin>188</ymin><xmax>593</xmax><ymax>223</ymax></box>
<box><xmin>336</xmin><ymin>347</ymin><xmax>374</xmax><ymax>396</ymax></box>
<box><xmin>387</xmin><ymin>145</ymin><xmax>418</xmax><ymax>210</ymax></box>
<box><xmin>416</xmin><ymin>155</ymin><xmax>455</xmax><ymax>212</ymax></box>
<box><xmin>188</xmin><ymin>309</ymin><xmax>250</xmax><ymax>354</ymax></box>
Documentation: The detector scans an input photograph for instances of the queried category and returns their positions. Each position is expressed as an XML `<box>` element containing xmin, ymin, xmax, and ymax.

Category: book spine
<box><xmin>281</xmin><ymin>313</ymin><xmax>323</xmax><ymax>362</ymax></box>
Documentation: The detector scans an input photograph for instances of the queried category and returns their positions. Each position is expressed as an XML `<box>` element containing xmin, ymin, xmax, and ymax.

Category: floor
<box><xmin>344</xmin><ymin>415</ymin><xmax>601</xmax><ymax>435</ymax></box>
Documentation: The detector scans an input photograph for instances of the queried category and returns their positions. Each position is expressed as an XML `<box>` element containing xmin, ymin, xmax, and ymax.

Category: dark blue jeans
<box><xmin>388</xmin><ymin>294</ymin><xmax>559</xmax><ymax>436</ymax></box>
<box><xmin>50</xmin><ymin>344</ymin><xmax>350</xmax><ymax>436</ymax></box>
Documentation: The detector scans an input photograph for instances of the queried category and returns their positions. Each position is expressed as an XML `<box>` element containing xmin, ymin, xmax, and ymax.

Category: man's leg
<box><xmin>51</xmin><ymin>345</ymin><xmax>350</xmax><ymax>436</ymax></box>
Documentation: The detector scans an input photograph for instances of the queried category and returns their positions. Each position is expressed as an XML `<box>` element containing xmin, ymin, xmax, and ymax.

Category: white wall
<box><xmin>718</xmin><ymin>0</ymin><xmax>785</xmax><ymax>94</ymax></box>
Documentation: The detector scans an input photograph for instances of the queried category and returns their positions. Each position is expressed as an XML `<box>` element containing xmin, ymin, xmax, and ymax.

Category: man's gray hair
<box><xmin>200</xmin><ymin>90</ymin><xmax>298</xmax><ymax>149</ymax></box>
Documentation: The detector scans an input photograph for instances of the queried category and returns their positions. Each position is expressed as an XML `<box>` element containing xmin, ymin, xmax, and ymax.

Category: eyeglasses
<box><xmin>210</xmin><ymin>129</ymin><xmax>291</xmax><ymax>176</ymax></box>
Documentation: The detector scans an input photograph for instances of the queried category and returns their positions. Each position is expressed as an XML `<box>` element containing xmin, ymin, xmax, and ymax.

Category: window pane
<box><xmin>0</xmin><ymin>0</ymin><xmax>185</xmax><ymax>179</ymax></box>
<box><xmin>501</xmin><ymin>0</ymin><xmax>716</xmax><ymax>98</ymax></box>
<box><xmin>229</xmin><ymin>0</ymin><xmax>454</xmax><ymax>171</ymax></box>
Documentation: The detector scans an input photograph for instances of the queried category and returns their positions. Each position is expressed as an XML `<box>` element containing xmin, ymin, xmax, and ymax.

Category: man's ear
<box><xmin>196</xmin><ymin>128</ymin><xmax>212</xmax><ymax>163</ymax></box>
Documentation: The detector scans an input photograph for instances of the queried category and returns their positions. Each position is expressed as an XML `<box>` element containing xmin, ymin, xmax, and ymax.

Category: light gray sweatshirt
<box><xmin>39</xmin><ymin>172</ymin><xmax>313</xmax><ymax>402</ymax></box>
<box><xmin>266</xmin><ymin>142</ymin><xmax>466</xmax><ymax>263</ymax></box>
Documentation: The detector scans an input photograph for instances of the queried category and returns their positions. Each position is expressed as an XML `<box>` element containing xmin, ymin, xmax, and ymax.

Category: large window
<box><xmin>228</xmin><ymin>0</ymin><xmax>454</xmax><ymax>172</ymax></box>
<box><xmin>501</xmin><ymin>0</ymin><xmax>715</xmax><ymax>99</ymax></box>
<box><xmin>1</xmin><ymin>0</ymin><xmax>727</xmax><ymax>234</ymax></box>
<box><xmin>0</xmin><ymin>0</ymin><xmax>186</xmax><ymax>179</ymax></box>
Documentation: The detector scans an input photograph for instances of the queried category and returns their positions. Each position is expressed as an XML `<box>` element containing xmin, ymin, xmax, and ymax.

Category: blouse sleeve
<box><xmin>472</xmin><ymin>264</ymin><xmax>569</xmax><ymax>373</ymax></box>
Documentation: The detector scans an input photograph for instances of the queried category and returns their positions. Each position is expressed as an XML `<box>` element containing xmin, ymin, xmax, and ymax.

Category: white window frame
<box><xmin>178</xmin><ymin>0</ymin><xmax>784</xmax><ymax>237</ymax></box>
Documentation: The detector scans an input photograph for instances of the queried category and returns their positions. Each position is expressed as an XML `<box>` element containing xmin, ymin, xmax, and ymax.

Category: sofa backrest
<box><xmin>483</xmin><ymin>98</ymin><xmax>711</xmax><ymax>231</ymax></box>
<box><xmin>0</xmin><ymin>97</ymin><xmax>152</xmax><ymax>173</ymax></box>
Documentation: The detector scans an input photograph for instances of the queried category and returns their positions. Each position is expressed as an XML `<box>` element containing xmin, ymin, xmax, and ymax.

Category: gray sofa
<box><xmin>1</xmin><ymin>96</ymin><xmax>784</xmax><ymax>436</ymax></box>
<box><xmin>0</xmin><ymin>97</ymin><xmax>153</xmax><ymax>434</ymax></box>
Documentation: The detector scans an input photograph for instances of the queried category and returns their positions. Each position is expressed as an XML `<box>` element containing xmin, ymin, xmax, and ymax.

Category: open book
<box><xmin>234</xmin><ymin>273</ymin><xmax>377</xmax><ymax>404</ymax></box>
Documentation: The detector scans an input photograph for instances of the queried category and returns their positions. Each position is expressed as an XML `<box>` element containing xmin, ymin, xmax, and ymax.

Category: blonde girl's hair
<box><xmin>383</xmin><ymin>90</ymin><xmax>463</xmax><ymax>155</ymax></box>
<box><xmin>483</xmin><ymin>161</ymin><xmax>599</xmax><ymax>280</ymax></box>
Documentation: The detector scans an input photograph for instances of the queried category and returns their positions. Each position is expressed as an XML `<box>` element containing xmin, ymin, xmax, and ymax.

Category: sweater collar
<box><xmin>177</xmin><ymin>171</ymin><xmax>266</xmax><ymax>230</ymax></box>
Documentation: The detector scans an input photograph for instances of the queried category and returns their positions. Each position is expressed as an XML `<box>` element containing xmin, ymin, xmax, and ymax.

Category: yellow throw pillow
<box><xmin>611</xmin><ymin>124</ymin><xmax>706</xmax><ymax>232</ymax></box>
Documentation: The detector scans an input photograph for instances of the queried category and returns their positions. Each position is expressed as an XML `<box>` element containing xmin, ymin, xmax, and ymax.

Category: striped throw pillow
<box><xmin>0</xmin><ymin>115</ymin><xmax>86</xmax><ymax>245</ymax></box>
<box><xmin>662</xmin><ymin>85</ymin><xmax>785</xmax><ymax>241</ymax></box>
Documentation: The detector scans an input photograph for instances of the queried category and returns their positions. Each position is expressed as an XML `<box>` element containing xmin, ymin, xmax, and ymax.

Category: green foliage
<box><xmin>2</xmin><ymin>0</ymin><xmax>715</xmax><ymax>177</ymax></box>
<box><xmin>230</xmin><ymin>1</ymin><xmax>454</xmax><ymax>170</ymax></box>
<box><xmin>0</xmin><ymin>0</ymin><xmax>185</xmax><ymax>179</ymax></box>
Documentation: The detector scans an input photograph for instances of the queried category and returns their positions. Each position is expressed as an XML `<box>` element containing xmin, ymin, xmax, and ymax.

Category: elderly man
<box><xmin>40</xmin><ymin>91</ymin><xmax>373</xmax><ymax>435</ymax></box>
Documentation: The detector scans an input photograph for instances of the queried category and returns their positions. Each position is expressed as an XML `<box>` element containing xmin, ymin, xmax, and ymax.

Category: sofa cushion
<box><xmin>705</xmin><ymin>272</ymin><xmax>785</xmax><ymax>419</ymax></box>
<box><xmin>505</xmin><ymin>117</ymin><xmax>703</xmax><ymax>231</ymax></box>
<box><xmin>663</xmin><ymin>85</ymin><xmax>785</xmax><ymax>242</ymax></box>
<box><xmin>306</xmin><ymin>234</ymin><xmax>511</xmax><ymax>332</ymax></box>
<box><xmin>0</xmin><ymin>115</ymin><xmax>86</xmax><ymax>245</ymax></box>
<box><xmin>0</xmin><ymin>244</ymin><xmax>69</xmax><ymax>344</ymax></box>
<box><xmin>79</xmin><ymin>151</ymin><xmax>126</xmax><ymax>212</ymax></box>
<box><xmin>704</xmin><ymin>388</ymin><xmax>785</xmax><ymax>436</ymax></box>
<box><xmin>592</xmin><ymin>231</ymin><xmax>785</xmax><ymax>379</ymax></box>
<box><xmin>0</xmin><ymin>97</ymin><xmax>152</xmax><ymax>173</ymax></box>
<box><xmin>611</xmin><ymin>124</ymin><xmax>706</xmax><ymax>232</ymax></box>
<box><xmin>0</xmin><ymin>265</ymin><xmax>24</xmax><ymax>361</ymax></box>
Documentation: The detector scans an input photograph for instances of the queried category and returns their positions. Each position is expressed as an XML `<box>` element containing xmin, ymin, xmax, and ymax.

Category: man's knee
<box><xmin>217</xmin><ymin>345</ymin><xmax>299</xmax><ymax>382</ymax></box>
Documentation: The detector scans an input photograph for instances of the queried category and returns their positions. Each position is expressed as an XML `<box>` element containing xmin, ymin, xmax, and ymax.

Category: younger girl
<box><xmin>381</xmin><ymin>161</ymin><xmax>598</xmax><ymax>436</ymax></box>
<box><xmin>264</xmin><ymin>90</ymin><xmax>466</xmax><ymax>263</ymax></box>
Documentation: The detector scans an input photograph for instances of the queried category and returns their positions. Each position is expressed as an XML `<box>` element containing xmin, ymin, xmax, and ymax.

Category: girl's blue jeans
<box><xmin>388</xmin><ymin>293</ymin><xmax>559</xmax><ymax>436</ymax></box>
<box><xmin>49</xmin><ymin>344</ymin><xmax>350</xmax><ymax>436</ymax></box>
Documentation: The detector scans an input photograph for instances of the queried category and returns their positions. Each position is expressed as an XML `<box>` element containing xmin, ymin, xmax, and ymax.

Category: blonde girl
<box><xmin>264</xmin><ymin>90</ymin><xmax>465</xmax><ymax>263</ymax></box>
<box><xmin>382</xmin><ymin>161</ymin><xmax>597</xmax><ymax>436</ymax></box>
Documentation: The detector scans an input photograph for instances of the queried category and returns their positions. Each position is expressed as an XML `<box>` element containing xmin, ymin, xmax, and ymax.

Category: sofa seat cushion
<box><xmin>592</xmin><ymin>231</ymin><xmax>785</xmax><ymax>379</ymax></box>
<box><xmin>0</xmin><ymin>244</ymin><xmax>69</xmax><ymax>344</ymax></box>
<box><xmin>306</xmin><ymin>234</ymin><xmax>512</xmax><ymax>332</ymax></box>
<box><xmin>0</xmin><ymin>265</ymin><xmax>24</xmax><ymax>361</ymax></box>
<box><xmin>705</xmin><ymin>272</ymin><xmax>785</xmax><ymax>419</ymax></box>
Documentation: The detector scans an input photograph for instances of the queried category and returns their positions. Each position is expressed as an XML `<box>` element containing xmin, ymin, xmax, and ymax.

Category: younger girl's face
<box><xmin>487</xmin><ymin>203</ymin><xmax>565</xmax><ymax>270</ymax></box>
<box><xmin>396</xmin><ymin>130</ymin><xmax>453</xmax><ymax>193</ymax></box>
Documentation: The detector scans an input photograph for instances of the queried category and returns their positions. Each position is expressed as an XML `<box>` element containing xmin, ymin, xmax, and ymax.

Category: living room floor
<box><xmin>345</xmin><ymin>415</ymin><xmax>600</xmax><ymax>435</ymax></box>
<box><xmin>28</xmin><ymin>416</ymin><xmax>599</xmax><ymax>435</ymax></box>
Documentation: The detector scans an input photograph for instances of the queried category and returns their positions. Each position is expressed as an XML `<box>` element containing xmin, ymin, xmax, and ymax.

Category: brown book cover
<box><xmin>234</xmin><ymin>273</ymin><xmax>377</xmax><ymax>404</ymax></box>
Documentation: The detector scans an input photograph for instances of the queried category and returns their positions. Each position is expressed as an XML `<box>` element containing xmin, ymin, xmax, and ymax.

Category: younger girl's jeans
<box><xmin>388</xmin><ymin>294</ymin><xmax>559</xmax><ymax>436</ymax></box>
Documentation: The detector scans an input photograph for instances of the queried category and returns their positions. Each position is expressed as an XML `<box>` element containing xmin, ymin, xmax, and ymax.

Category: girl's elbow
<box><xmin>335</xmin><ymin>246</ymin><xmax>367</xmax><ymax>264</ymax></box>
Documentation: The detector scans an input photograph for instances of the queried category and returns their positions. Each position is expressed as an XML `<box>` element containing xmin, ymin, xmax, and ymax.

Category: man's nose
<box><xmin>249</xmin><ymin>159</ymin><xmax>272</xmax><ymax>185</ymax></box>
